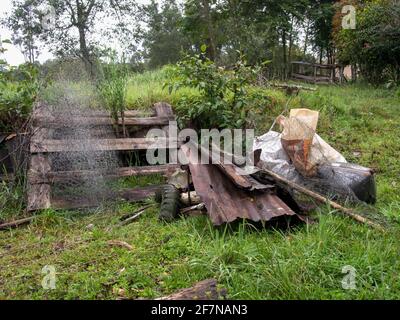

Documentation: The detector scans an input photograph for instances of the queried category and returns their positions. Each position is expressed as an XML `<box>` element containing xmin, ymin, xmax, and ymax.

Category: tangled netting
<box><xmin>42</xmin><ymin>83</ymin><xmax>120</xmax><ymax>205</ymax></box>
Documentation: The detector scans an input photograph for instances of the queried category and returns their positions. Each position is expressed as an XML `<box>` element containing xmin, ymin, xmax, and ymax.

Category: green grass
<box><xmin>1</xmin><ymin>71</ymin><xmax>400</xmax><ymax>300</ymax></box>
<box><xmin>126</xmin><ymin>67</ymin><xmax>199</xmax><ymax>110</ymax></box>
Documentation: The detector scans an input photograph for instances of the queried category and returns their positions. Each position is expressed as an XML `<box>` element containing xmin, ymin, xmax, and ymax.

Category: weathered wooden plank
<box><xmin>27</xmin><ymin>155</ymin><xmax>52</xmax><ymax>211</ymax></box>
<box><xmin>154</xmin><ymin>102</ymin><xmax>174</xmax><ymax>118</ymax></box>
<box><xmin>28</xmin><ymin>164</ymin><xmax>180</xmax><ymax>184</ymax></box>
<box><xmin>156</xmin><ymin>279</ymin><xmax>227</xmax><ymax>300</ymax></box>
<box><xmin>33</xmin><ymin>116</ymin><xmax>172</xmax><ymax>128</ymax></box>
<box><xmin>28</xmin><ymin>104</ymin><xmax>53</xmax><ymax>212</ymax></box>
<box><xmin>31</xmin><ymin>137</ymin><xmax>183</xmax><ymax>153</ymax></box>
<box><xmin>62</xmin><ymin>110</ymin><xmax>154</xmax><ymax>118</ymax></box>
<box><xmin>51</xmin><ymin>186</ymin><xmax>163</xmax><ymax>210</ymax></box>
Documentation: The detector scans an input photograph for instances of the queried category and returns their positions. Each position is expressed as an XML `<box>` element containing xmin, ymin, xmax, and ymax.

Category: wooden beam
<box><xmin>28</xmin><ymin>164</ymin><xmax>180</xmax><ymax>184</ymax></box>
<box><xmin>50</xmin><ymin>185</ymin><xmax>163</xmax><ymax>210</ymax></box>
<box><xmin>67</xmin><ymin>110</ymin><xmax>154</xmax><ymax>118</ymax></box>
<box><xmin>28</xmin><ymin>109</ymin><xmax>53</xmax><ymax>212</ymax></box>
<box><xmin>31</xmin><ymin>137</ymin><xmax>183</xmax><ymax>153</ymax></box>
<box><xmin>33</xmin><ymin>116</ymin><xmax>172</xmax><ymax>128</ymax></box>
<box><xmin>156</xmin><ymin>279</ymin><xmax>227</xmax><ymax>300</ymax></box>
<box><xmin>0</xmin><ymin>216</ymin><xmax>36</xmax><ymax>230</ymax></box>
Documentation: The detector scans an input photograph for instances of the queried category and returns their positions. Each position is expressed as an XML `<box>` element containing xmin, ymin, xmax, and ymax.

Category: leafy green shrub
<box><xmin>334</xmin><ymin>0</ymin><xmax>400</xmax><ymax>85</ymax></box>
<box><xmin>0</xmin><ymin>63</ymin><xmax>39</xmax><ymax>131</ymax></box>
<box><xmin>167</xmin><ymin>52</ymin><xmax>268</xmax><ymax>129</ymax></box>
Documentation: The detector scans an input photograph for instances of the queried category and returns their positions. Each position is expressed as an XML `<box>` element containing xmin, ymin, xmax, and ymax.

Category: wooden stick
<box><xmin>118</xmin><ymin>205</ymin><xmax>154</xmax><ymax>226</ymax></box>
<box><xmin>259</xmin><ymin>168</ymin><xmax>384</xmax><ymax>231</ymax></box>
<box><xmin>119</xmin><ymin>204</ymin><xmax>155</xmax><ymax>221</ymax></box>
<box><xmin>269</xmin><ymin>83</ymin><xmax>317</xmax><ymax>91</ymax></box>
<box><xmin>180</xmin><ymin>203</ymin><xmax>205</xmax><ymax>215</ymax></box>
<box><xmin>0</xmin><ymin>216</ymin><xmax>36</xmax><ymax>230</ymax></box>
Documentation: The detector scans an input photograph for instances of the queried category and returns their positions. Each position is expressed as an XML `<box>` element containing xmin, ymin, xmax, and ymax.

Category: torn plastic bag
<box><xmin>253</xmin><ymin>131</ymin><xmax>346</xmax><ymax>183</ymax></box>
<box><xmin>253</xmin><ymin>132</ymin><xmax>375</xmax><ymax>204</ymax></box>
<box><xmin>253</xmin><ymin>131</ymin><xmax>303</xmax><ymax>184</ymax></box>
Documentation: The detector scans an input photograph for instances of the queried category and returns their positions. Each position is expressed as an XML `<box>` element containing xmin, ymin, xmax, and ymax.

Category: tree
<box><xmin>182</xmin><ymin>0</ymin><xmax>220</xmax><ymax>61</ymax></box>
<box><xmin>2</xmin><ymin>0</ymin><xmax>42</xmax><ymax>63</ymax></box>
<box><xmin>308</xmin><ymin>0</ymin><xmax>336</xmax><ymax>64</ymax></box>
<box><xmin>334</xmin><ymin>0</ymin><xmax>400</xmax><ymax>84</ymax></box>
<box><xmin>44</xmin><ymin>0</ymin><xmax>140</xmax><ymax>78</ymax></box>
<box><xmin>7</xmin><ymin>0</ymin><xmax>140</xmax><ymax>78</ymax></box>
<box><xmin>233</xmin><ymin>0</ymin><xmax>310</xmax><ymax>78</ymax></box>
<box><xmin>142</xmin><ymin>0</ymin><xmax>190</xmax><ymax>69</ymax></box>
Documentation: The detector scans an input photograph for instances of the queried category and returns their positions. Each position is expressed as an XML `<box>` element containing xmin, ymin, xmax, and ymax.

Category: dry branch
<box><xmin>0</xmin><ymin>216</ymin><xmax>36</xmax><ymax>230</ymax></box>
<box><xmin>259</xmin><ymin>168</ymin><xmax>384</xmax><ymax>231</ymax></box>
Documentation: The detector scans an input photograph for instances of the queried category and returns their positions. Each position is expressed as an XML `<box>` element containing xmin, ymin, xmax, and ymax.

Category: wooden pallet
<box><xmin>27</xmin><ymin>102</ymin><xmax>180</xmax><ymax>211</ymax></box>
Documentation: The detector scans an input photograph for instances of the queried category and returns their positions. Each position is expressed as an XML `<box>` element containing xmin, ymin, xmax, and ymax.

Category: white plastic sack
<box><xmin>253</xmin><ymin>131</ymin><xmax>346</xmax><ymax>182</ymax></box>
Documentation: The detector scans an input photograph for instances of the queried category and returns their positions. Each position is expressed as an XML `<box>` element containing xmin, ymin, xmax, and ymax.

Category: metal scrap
<box><xmin>181</xmin><ymin>144</ymin><xmax>303</xmax><ymax>226</ymax></box>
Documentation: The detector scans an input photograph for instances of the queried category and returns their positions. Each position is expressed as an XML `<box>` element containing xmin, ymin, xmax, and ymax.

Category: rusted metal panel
<box><xmin>181</xmin><ymin>144</ymin><xmax>298</xmax><ymax>226</ymax></box>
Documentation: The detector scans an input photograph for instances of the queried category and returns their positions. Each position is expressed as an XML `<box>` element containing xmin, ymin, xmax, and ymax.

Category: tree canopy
<box><xmin>4</xmin><ymin>0</ymin><xmax>400</xmax><ymax>84</ymax></box>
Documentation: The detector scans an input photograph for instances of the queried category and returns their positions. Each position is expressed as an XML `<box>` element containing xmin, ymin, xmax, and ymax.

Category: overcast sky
<box><xmin>0</xmin><ymin>0</ymin><xmax>151</xmax><ymax>65</ymax></box>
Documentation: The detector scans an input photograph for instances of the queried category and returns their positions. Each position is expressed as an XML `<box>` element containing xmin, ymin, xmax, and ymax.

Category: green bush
<box><xmin>0</xmin><ymin>63</ymin><xmax>39</xmax><ymax>131</ymax></box>
<box><xmin>334</xmin><ymin>0</ymin><xmax>400</xmax><ymax>85</ymax></box>
<box><xmin>167</xmin><ymin>52</ymin><xmax>269</xmax><ymax>129</ymax></box>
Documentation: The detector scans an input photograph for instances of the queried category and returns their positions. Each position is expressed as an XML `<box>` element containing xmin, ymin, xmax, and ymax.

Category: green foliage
<box><xmin>167</xmin><ymin>53</ymin><xmax>267</xmax><ymax>129</ymax></box>
<box><xmin>334</xmin><ymin>0</ymin><xmax>400</xmax><ymax>84</ymax></box>
<box><xmin>1</xmin><ymin>0</ymin><xmax>42</xmax><ymax>63</ymax></box>
<box><xmin>142</xmin><ymin>0</ymin><xmax>190</xmax><ymax>69</ymax></box>
<box><xmin>97</xmin><ymin>60</ymin><xmax>129</xmax><ymax>135</ymax></box>
<box><xmin>0</xmin><ymin>63</ymin><xmax>39</xmax><ymax>130</ymax></box>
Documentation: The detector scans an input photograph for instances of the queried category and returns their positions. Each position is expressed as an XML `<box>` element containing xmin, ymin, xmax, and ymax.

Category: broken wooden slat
<box><xmin>33</xmin><ymin>116</ymin><xmax>172</xmax><ymax>128</ymax></box>
<box><xmin>28</xmin><ymin>110</ymin><xmax>53</xmax><ymax>212</ymax></box>
<box><xmin>51</xmin><ymin>185</ymin><xmax>163</xmax><ymax>210</ymax></box>
<box><xmin>71</xmin><ymin>110</ymin><xmax>153</xmax><ymax>118</ymax></box>
<box><xmin>31</xmin><ymin>137</ymin><xmax>183</xmax><ymax>153</ymax></box>
<box><xmin>155</xmin><ymin>102</ymin><xmax>175</xmax><ymax>118</ymax></box>
<box><xmin>27</xmin><ymin>156</ymin><xmax>52</xmax><ymax>211</ymax></box>
<box><xmin>46</xmin><ymin>109</ymin><xmax>154</xmax><ymax>118</ymax></box>
<box><xmin>156</xmin><ymin>279</ymin><xmax>227</xmax><ymax>300</ymax></box>
<box><xmin>28</xmin><ymin>164</ymin><xmax>180</xmax><ymax>184</ymax></box>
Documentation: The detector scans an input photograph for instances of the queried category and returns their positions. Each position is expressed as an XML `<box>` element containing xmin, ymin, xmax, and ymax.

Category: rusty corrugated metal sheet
<box><xmin>181</xmin><ymin>144</ymin><xmax>299</xmax><ymax>226</ymax></box>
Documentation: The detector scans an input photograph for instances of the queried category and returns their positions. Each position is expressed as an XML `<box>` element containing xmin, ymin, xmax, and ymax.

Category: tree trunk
<box><xmin>319</xmin><ymin>48</ymin><xmax>323</xmax><ymax>64</ymax></box>
<box><xmin>282</xmin><ymin>30</ymin><xmax>287</xmax><ymax>80</ymax></box>
<box><xmin>76</xmin><ymin>0</ymin><xmax>95</xmax><ymax>79</ymax></box>
<box><xmin>78</xmin><ymin>26</ymin><xmax>95</xmax><ymax>79</ymax></box>
<box><xmin>303</xmin><ymin>20</ymin><xmax>310</xmax><ymax>56</ymax></box>
<box><xmin>288</xmin><ymin>17</ymin><xmax>294</xmax><ymax>77</ymax></box>
<box><xmin>201</xmin><ymin>0</ymin><xmax>217</xmax><ymax>61</ymax></box>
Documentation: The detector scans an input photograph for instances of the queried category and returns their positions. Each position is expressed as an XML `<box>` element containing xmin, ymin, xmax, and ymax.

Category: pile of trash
<box><xmin>156</xmin><ymin>108</ymin><xmax>378</xmax><ymax>229</ymax></box>
<box><xmin>253</xmin><ymin>108</ymin><xmax>376</xmax><ymax>205</ymax></box>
